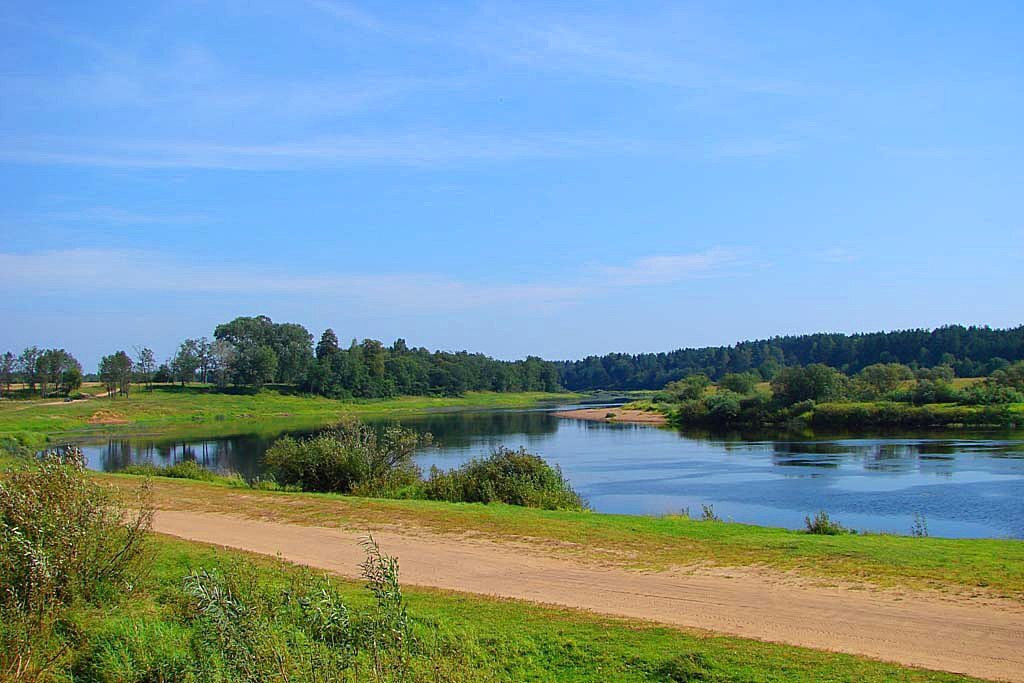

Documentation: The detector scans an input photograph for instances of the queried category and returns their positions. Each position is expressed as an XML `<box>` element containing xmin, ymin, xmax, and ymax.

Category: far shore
<box><xmin>552</xmin><ymin>406</ymin><xmax>667</xmax><ymax>425</ymax></box>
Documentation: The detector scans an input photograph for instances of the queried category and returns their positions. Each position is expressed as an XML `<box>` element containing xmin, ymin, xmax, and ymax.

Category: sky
<box><xmin>1</xmin><ymin>1</ymin><xmax>1022</xmax><ymax>370</ymax></box>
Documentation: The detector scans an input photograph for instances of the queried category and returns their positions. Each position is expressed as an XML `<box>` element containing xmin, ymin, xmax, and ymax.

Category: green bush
<box><xmin>122</xmin><ymin>460</ymin><xmax>223</xmax><ymax>482</ymax></box>
<box><xmin>804</xmin><ymin>511</ymin><xmax>851</xmax><ymax>535</ymax></box>
<box><xmin>1</xmin><ymin>449</ymin><xmax>152</xmax><ymax>681</ymax></box>
<box><xmin>265</xmin><ymin>420</ymin><xmax>430</xmax><ymax>494</ymax></box>
<box><xmin>705</xmin><ymin>391</ymin><xmax>741</xmax><ymax>421</ymax></box>
<box><xmin>424</xmin><ymin>447</ymin><xmax>586</xmax><ymax>511</ymax></box>
<box><xmin>718</xmin><ymin>372</ymin><xmax>759</xmax><ymax>395</ymax></box>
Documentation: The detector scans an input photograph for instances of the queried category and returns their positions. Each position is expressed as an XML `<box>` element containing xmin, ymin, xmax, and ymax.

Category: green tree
<box><xmin>855</xmin><ymin>363</ymin><xmax>914</xmax><ymax>398</ymax></box>
<box><xmin>16</xmin><ymin>347</ymin><xmax>42</xmax><ymax>392</ymax></box>
<box><xmin>171</xmin><ymin>339</ymin><xmax>202</xmax><ymax>385</ymax></box>
<box><xmin>98</xmin><ymin>351</ymin><xmax>133</xmax><ymax>397</ymax></box>
<box><xmin>36</xmin><ymin>349</ymin><xmax>81</xmax><ymax>397</ymax></box>
<box><xmin>134</xmin><ymin>347</ymin><xmax>156</xmax><ymax>388</ymax></box>
<box><xmin>0</xmin><ymin>351</ymin><xmax>14</xmax><ymax>396</ymax></box>
<box><xmin>664</xmin><ymin>374</ymin><xmax>711</xmax><ymax>401</ymax></box>
<box><xmin>770</xmin><ymin>364</ymin><xmax>848</xmax><ymax>406</ymax></box>
<box><xmin>991</xmin><ymin>361</ymin><xmax>1024</xmax><ymax>391</ymax></box>
<box><xmin>316</xmin><ymin>329</ymin><xmax>340</xmax><ymax>359</ymax></box>
<box><xmin>232</xmin><ymin>344</ymin><xmax>278</xmax><ymax>389</ymax></box>
<box><xmin>719</xmin><ymin>372</ymin><xmax>759</xmax><ymax>395</ymax></box>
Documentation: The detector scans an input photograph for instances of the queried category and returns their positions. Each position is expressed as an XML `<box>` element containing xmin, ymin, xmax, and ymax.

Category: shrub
<box><xmin>1</xmin><ymin>449</ymin><xmax>152</xmax><ymax>681</ymax></box>
<box><xmin>958</xmin><ymin>381</ymin><xmax>1024</xmax><ymax>405</ymax></box>
<box><xmin>177</xmin><ymin>536</ymin><xmax>415</xmax><ymax>681</ymax></box>
<box><xmin>264</xmin><ymin>420</ymin><xmax>431</xmax><ymax>494</ymax></box>
<box><xmin>705</xmin><ymin>391</ymin><xmax>741</xmax><ymax>422</ymax></box>
<box><xmin>910</xmin><ymin>379</ymin><xmax>959</xmax><ymax>405</ymax></box>
<box><xmin>699</xmin><ymin>504</ymin><xmax>721</xmax><ymax>522</ymax></box>
<box><xmin>664</xmin><ymin>374</ymin><xmax>711</xmax><ymax>401</ymax></box>
<box><xmin>121</xmin><ymin>460</ymin><xmax>222</xmax><ymax>482</ymax></box>
<box><xmin>804</xmin><ymin>511</ymin><xmax>850</xmax><ymax>535</ymax></box>
<box><xmin>771</xmin><ymin>364</ymin><xmax>849</xmax><ymax>406</ymax></box>
<box><xmin>718</xmin><ymin>372</ymin><xmax>759</xmax><ymax>395</ymax></box>
<box><xmin>424</xmin><ymin>447</ymin><xmax>586</xmax><ymax>511</ymax></box>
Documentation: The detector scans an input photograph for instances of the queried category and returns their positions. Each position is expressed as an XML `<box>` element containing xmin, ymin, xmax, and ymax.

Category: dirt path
<box><xmin>154</xmin><ymin>509</ymin><xmax>1024</xmax><ymax>682</ymax></box>
<box><xmin>553</xmin><ymin>407</ymin><xmax>668</xmax><ymax>424</ymax></box>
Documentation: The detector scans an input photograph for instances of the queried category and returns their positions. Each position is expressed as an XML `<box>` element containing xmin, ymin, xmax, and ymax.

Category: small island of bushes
<box><xmin>641</xmin><ymin>360</ymin><xmax>1024</xmax><ymax>429</ymax></box>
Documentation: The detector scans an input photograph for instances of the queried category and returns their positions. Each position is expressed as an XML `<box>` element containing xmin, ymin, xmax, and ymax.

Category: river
<box><xmin>80</xmin><ymin>404</ymin><xmax>1024</xmax><ymax>539</ymax></box>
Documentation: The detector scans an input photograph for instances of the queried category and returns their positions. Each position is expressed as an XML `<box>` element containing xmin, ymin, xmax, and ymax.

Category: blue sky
<box><xmin>1</xmin><ymin>1</ymin><xmax>1022</xmax><ymax>370</ymax></box>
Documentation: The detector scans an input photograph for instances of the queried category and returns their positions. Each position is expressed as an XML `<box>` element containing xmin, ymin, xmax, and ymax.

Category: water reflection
<box><xmin>77</xmin><ymin>408</ymin><xmax>1024</xmax><ymax>539</ymax></box>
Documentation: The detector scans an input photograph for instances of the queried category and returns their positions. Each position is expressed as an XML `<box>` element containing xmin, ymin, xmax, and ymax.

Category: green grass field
<box><xmin>0</xmin><ymin>385</ymin><xmax>581</xmax><ymax>449</ymax></box>
<box><xmin>65</xmin><ymin>532</ymin><xmax>980</xmax><ymax>682</ymax></box>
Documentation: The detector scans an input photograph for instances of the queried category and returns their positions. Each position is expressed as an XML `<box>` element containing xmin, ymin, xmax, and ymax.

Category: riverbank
<box><xmin>151</xmin><ymin>510</ymin><xmax>1023</xmax><ymax>682</ymax></box>
<box><xmin>103</xmin><ymin>473</ymin><xmax>1024</xmax><ymax>599</ymax></box>
<box><xmin>552</xmin><ymin>406</ymin><xmax>668</xmax><ymax>424</ymax></box>
<box><xmin>82</xmin><ymin>533</ymin><xmax>997</xmax><ymax>682</ymax></box>
<box><xmin>0</xmin><ymin>386</ymin><xmax>581</xmax><ymax>449</ymax></box>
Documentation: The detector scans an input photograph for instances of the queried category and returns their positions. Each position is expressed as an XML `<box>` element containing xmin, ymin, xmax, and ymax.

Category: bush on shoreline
<box><xmin>264</xmin><ymin>420</ymin><xmax>430</xmax><ymax>495</ymax></box>
<box><xmin>423</xmin><ymin>446</ymin><xmax>587</xmax><ymax>511</ymax></box>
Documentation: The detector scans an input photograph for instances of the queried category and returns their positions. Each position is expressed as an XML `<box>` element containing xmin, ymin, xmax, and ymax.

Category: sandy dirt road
<box><xmin>154</xmin><ymin>509</ymin><xmax>1024</xmax><ymax>682</ymax></box>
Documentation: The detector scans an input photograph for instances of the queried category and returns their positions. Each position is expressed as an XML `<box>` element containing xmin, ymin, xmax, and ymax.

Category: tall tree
<box><xmin>36</xmin><ymin>349</ymin><xmax>81</xmax><ymax>397</ymax></box>
<box><xmin>99</xmin><ymin>351</ymin><xmax>133</xmax><ymax>397</ymax></box>
<box><xmin>171</xmin><ymin>339</ymin><xmax>202</xmax><ymax>385</ymax></box>
<box><xmin>16</xmin><ymin>346</ymin><xmax>42</xmax><ymax>392</ymax></box>
<box><xmin>0</xmin><ymin>351</ymin><xmax>15</xmax><ymax>396</ymax></box>
<box><xmin>316</xmin><ymin>329</ymin><xmax>340</xmax><ymax>359</ymax></box>
<box><xmin>134</xmin><ymin>347</ymin><xmax>156</xmax><ymax>388</ymax></box>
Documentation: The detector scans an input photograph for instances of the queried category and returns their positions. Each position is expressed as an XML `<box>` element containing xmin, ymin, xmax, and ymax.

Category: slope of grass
<box><xmin>0</xmin><ymin>385</ymin><xmax>581</xmax><ymax>449</ymax></box>
<box><xmin>57</xmin><ymin>533</ymin><xmax>983</xmax><ymax>682</ymax></box>
<box><xmin>109</xmin><ymin>475</ymin><xmax>1024</xmax><ymax>598</ymax></box>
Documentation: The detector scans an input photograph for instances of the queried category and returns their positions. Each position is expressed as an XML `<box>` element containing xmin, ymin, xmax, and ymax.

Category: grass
<box><xmin>0</xmin><ymin>385</ymin><xmax>581</xmax><ymax>450</ymax></box>
<box><xmin>72</xmin><ymin>532</ymin><xmax>984</xmax><ymax>682</ymax></box>
<box><xmin>105</xmin><ymin>474</ymin><xmax>1024</xmax><ymax>599</ymax></box>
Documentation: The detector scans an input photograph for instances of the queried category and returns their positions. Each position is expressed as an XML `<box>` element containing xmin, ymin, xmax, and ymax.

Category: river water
<box><xmin>80</xmin><ymin>405</ymin><xmax>1024</xmax><ymax>539</ymax></box>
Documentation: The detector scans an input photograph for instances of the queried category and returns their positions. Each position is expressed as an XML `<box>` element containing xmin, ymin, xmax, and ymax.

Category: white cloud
<box><xmin>0</xmin><ymin>132</ymin><xmax>643</xmax><ymax>170</ymax></box>
<box><xmin>0</xmin><ymin>247</ymin><xmax>746</xmax><ymax>310</ymax></box>
<box><xmin>596</xmin><ymin>248</ymin><xmax>745</xmax><ymax>286</ymax></box>
<box><xmin>39</xmin><ymin>206</ymin><xmax>213</xmax><ymax>226</ymax></box>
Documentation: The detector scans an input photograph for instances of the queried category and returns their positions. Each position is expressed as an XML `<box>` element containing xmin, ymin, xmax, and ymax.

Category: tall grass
<box><xmin>0</xmin><ymin>448</ymin><xmax>152</xmax><ymax>681</ymax></box>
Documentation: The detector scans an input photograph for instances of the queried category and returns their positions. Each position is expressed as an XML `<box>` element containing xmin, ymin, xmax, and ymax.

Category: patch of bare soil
<box><xmin>87</xmin><ymin>409</ymin><xmax>129</xmax><ymax>425</ymax></box>
<box><xmin>553</xmin><ymin>407</ymin><xmax>667</xmax><ymax>425</ymax></box>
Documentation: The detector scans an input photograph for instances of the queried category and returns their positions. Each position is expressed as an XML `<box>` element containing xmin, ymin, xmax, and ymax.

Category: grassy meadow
<box><xmin>0</xmin><ymin>384</ymin><xmax>581</xmax><ymax>450</ymax></box>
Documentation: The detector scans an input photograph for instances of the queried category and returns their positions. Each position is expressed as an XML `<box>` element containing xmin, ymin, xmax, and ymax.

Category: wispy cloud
<box><xmin>38</xmin><ymin>206</ymin><xmax>213</xmax><ymax>226</ymax></box>
<box><xmin>0</xmin><ymin>247</ymin><xmax>746</xmax><ymax>311</ymax></box>
<box><xmin>596</xmin><ymin>248</ymin><xmax>746</xmax><ymax>285</ymax></box>
<box><xmin>714</xmin><ymin>139</ymin><xmax>796</xmax><ymax>158</ymax></box>
<box><xmin>0</xmin><ymin>132</ymin><xmax>645</xmax><ymax>170</ymax></box>
<box><xmin>818</xmin><ymin>247</ymin><xmax>859</xmax><ymax>264</ymax></box>
<box><xmin>306</xmin><ymin>0</ymin><xmax>386</xmax><ymax>33</ymax></box>
<box><xmin>303</xmin><ymin>2</ymin><xmax>800</xmax><ymax>95</ymax></box>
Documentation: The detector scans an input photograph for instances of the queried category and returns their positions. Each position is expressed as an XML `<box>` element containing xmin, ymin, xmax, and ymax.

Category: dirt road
<box><xmin>153</xmin><ymin>509</ymin><xmax>1024</xmax><ymax>682</ymax></box>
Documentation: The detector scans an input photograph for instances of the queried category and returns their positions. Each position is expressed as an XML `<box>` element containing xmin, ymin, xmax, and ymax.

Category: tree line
<box><xmin>4</xmin><ymin>320</ymin><xmax>1022</xmax><ymax>400</ymax></box>
<box><xmin>558</xmin><ymin>324</ymin><xmax>1024</xmax><ymax>390</ymax></box>
<box><xmin>160</xmin><ymin>315</ymin><xmax>562</xmax><ymax>397</ymax></box>
<box><xmin>656</xmin><ymin>360</ymin><xmax>1024</xmax><ymax>429</ymax></box>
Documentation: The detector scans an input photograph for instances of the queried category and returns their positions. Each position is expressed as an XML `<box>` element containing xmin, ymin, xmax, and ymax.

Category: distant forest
<box><xmin>5</xmin><ymin>321</ymin><xmax>1022</xmax><ymax>399</ymax></box>
<box><xmin>558</xmin><ymin>325</ymin><xmax>1024</xmax><ymax>391</ymax></box>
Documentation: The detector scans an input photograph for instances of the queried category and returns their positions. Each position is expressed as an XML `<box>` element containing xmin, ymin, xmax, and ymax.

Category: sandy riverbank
<box><xmin>552</xmin><ymin>406</ymin><xmax>668</xmax><ymax>425</ymax></box>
